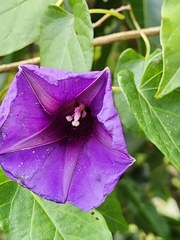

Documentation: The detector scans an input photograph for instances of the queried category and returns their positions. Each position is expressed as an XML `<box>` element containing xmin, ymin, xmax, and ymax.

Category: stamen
<box><xmin>82</xmin><ymin>110</ymin><xmax>87</xmax><ymax>118</ymax></box>
<box><xmin>66</xmin><ymin>116</ymin><xmax>73</xmax><ymax>122</ymax></box>
<box><xmin>66</xmin><ymin>103</ymin><xmax>87</xmax><ymax>127</ymax></box>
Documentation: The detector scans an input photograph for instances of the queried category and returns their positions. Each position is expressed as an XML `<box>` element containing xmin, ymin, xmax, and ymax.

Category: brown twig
<box><xmin>0</xmin><ymin>57</ymin><xmax>40</xmax><ymax>73</ymax></box>
<box><xmin>93</xmin><ymin>26</ymin><xmax>160</xmax><ymax>46</ymax></box>
<box><xmin>0</xmin><ymin>26</ymin><xmax>160</xmax><ymax>73</ymax></box>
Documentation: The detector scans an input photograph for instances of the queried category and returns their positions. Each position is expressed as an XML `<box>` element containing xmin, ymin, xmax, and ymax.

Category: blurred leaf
<box><xmin>114</xmin><ymin>49</ymin><xmax>144</xmax><ymax>137</ymax></box>
<box><xmin>118</xmin><ymin>52</ymin><xmax>180</xmax><ymax>171</ymax></box>
<box><xmin>40</xmin><ymin>0</ymin><xmax>93</xmax><ymax>71</ymax></box>
<box><xmin>145</xmin><ymin>147</ymin><xmax>169</xmax><ymax>200</ymax></box>
<box><xmin>122</xmin><ymin>0</ymin><xmax>162</xmax><ymax>53</ymax></box>
<box><xmin>0</xmin><ymin>168</ymin><xmax>112</xmax><ymax>240</ymax></box>
<box><xmin>119</xmin><ymin>178</ymin><xmax>171</xmax><ymax>239</ymax></box>
<box><xmin>0</xmin><ymin>55</ymin><xmax>15</xmax><ymax>103</ymax></box>
<box><xmin>156</xmin><ymin>0</ymin><xmax>180</xmax><ymax>97</ymax></box>
<box><xmin>0</xmin><ymin>0</ymin><xmax>56</xmax><ymax>56</ymax></box>
<box><xmin>145</xmin><ymin>0</ymin><xmax>163</xmax><ymax>27</ymax></box>
<box><xmin>123</xmin><ymin>0</ymin><xmax>144</xmax><ymax>28</ymax></box>
<box><xmin>123</xmin><ymin>0</ymin><xmax>162</xmax><ymax>27</ymax></box>
<box><xmin>0</xmin><ymin>227</ymin><xmax>6</xmax><ymax>240</ymax></box>
<box><xmin>165</xmin><ymin>216</ymin><xmax>180</xmax><ymax>235</ymax></box>
<box><xmin>114</xmin><ymin>49</ymin><xmax>160</xmax><ymax>137</ymax></box>
<box><xmin>0</xmin><ymin>73</ymin><xmax>15</xmax><ymax>104</ymax></box>
<box><xmin>97</xmin><ymin>191</ymin><xmax>128</xmax><ymax>233</ymax></box>
<box><xmin>150</xmin><ymin>164</ymin><xmax>169</xmax><ymax>200</ymax></box>
<box><xmin>0</xmin><ymin>74</ymin><xmax>7</xmax><ymax>92</ymax></box>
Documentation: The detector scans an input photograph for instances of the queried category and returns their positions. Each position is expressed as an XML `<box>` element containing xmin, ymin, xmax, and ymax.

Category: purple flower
<box><xmin>0</xmin><ymin>65</ymin><xmax>134</xmax><ymax>211</ymax></box>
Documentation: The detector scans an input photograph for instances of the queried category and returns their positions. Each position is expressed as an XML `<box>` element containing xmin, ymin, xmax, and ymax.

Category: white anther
<box><xmin>72</xmin><ymin>120</ymin><xmax>80</xmax><ymax>127</ymax></box>
<box><xmin>66</xmin><ymin>116</ymin><xmax>73</xmax><ymax>122</ymax></box>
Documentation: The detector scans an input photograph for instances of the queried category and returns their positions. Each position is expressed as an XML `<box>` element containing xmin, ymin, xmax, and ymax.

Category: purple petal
<box><xmin>0</xmin><ymin>122</ymin><xmax>134</xmax><ymax>211</ymax></box>
<box><xmin>67</xmin><ymin>122</ymin><xmax>134</xmax><ymax>211</ymax></box>
<box><xmin>21</xmin><ymin>65</ymin><xmax>107</xmax><ymax>104</ymax></box>
<box><xmin>21</xmin><ymin>66</ymin><xmax>63</xmax><ymax>115</ymax></box>
<box><xmin>0</xmin><ymin>70</ymin><xmax>53</xmax><ymax>153</ymax></box>
<box><xmin>0</xmin><ymin>65</ymin><xmax>135</xmax><ymax>211</ymax></box>
<box><xmin>0</xmin><ymin>142</ymin><xmax>66</xmax><ymax>202</ymax></box>
<box><xmin>0</xmin><ymin>139</ymin><xmax>88</xmax><ymax>205</ymax></box>
<box><xmin>0</xmin><ymin>65</ymin><xmax>108</xmax><ymax>153</ymax></box>
<box><xmin>77</xmin><ymin>67</ymin><xmax>128</xmax><ymax>153</ymax></box>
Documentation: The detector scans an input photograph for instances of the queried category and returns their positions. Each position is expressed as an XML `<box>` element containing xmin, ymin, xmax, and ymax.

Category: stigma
<box><xmin>66</xmin><ymin>103</ymin><xmax>87</xmax><ymax>127</ymax></box>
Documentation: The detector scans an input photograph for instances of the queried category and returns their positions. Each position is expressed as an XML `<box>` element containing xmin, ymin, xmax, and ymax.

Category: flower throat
<box><xmin>64</xmin><ymin>102</ymin><xmax>94</xmax><ymax>141</ymax></box>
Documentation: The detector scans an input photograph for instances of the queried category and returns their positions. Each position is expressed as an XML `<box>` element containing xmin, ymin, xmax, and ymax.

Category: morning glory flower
<box><xmin>0</xmin><ymin>65</ymin><xmax>134</xmax><ymax>211</ymax></box>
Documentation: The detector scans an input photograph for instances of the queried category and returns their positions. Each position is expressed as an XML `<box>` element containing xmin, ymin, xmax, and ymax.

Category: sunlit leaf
<box><xmin>0</xmin><ymin>0</ymin><xmax>56</xmax><ymax>56</ymax></box>
<box><xmin>156</xmin><ymin>0</ymin><xmax>180</xmax><ymax>97</ymax></box>
<box><xmin>0</xmin><ymin>169</ymin><xmax>112</xmax><ymax>240</ymax></box>
<box><xmin>40</xmin><ymin>0</ymin><xmax>93</xmax><ymax>71</ymax></box>
<box><xmin>114</xmin><ymin>49</ymin><xmax>160</xmax><ymax>137</ymax></box>
<box><xmin>118</xmin><ymin>52</ymin><xmax>180</xmax><ymax>171</ymax></box>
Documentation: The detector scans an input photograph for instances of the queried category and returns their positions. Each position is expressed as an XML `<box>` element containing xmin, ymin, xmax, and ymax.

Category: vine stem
<box><xmin>112</xmin><ymin>86</ymin><xmax>121</xmax><ymax>92</ymax></box>
<box><xmin>56</xmin><ymin>0</ymin><xmax>63</xmax><ymax>7</ymax></box>
<box><xmin>89</xmin><ymin>9</ymin><xmax>125</xmax><ymax>20</ymax></box>
<box><xmin>129</xmin><ymin>7</ymin><xmax>151</xmax><ymax>59</ymax></box>
<box><xmin>92</xmin><ymin>5</ymin><xmax>131</xmax><ymax>28</ymax></box>
<box><xmin>0</xmin><ymin>27</ymin><xmax>160</xmax><ymax>73</ymax></box>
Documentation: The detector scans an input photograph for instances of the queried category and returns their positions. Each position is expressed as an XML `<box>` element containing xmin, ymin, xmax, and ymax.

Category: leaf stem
<box><xmin>92</xmin><ymin>5</ymin><xmax>130</xmax><ymax>29</ymax></box>
<box><xmin>89</xmin><ymin>9</ymin><xmax>125</xmax><ymax>20</ymax></box>
<box><xmin>56</xmin><ymin>0</ymin><xmax>63</xmax><ymax>7</ymax></box>
<box><xmin>129</xmin><ymin>7</ymin><xmax>151</xmax><ymax>59</ymax></box>
<box><xmin>112</xmin><ymin>86</ymin><xmax>121</xmax><ymax>92</ymax></box>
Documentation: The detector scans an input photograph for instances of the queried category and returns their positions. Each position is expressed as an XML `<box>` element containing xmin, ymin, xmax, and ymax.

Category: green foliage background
<box><xmin>0</xmin><ymin>0</ymin><xmax>180</xmax><ymax>239</ymax></box>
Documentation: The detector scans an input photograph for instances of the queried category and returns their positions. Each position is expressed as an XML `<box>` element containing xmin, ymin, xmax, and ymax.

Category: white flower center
<box><xmin>66</xmin><ymin>103</ymin><xmax>87</xmax><ymax>127</ymax></box>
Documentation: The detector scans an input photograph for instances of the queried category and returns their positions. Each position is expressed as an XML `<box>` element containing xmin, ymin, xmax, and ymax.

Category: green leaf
<box><xmin>119</xmin><ymin>178</ymin><xmax>170</xmax><ymax>239</ymax></box>
<box><xmin>97</xmin><ymin>191</ymin><xmax>128</xmax><ymax>233</ymax></box>
<box><xmin>144</xmin><ymin>0</ymin><xmax>163</xmax><ymax>27</ymax></box>
<box><xmin>122</xmin><ymin>0</ymin><xmax>162</xmax><ymax>54</ymax></box>
<box><xmin>0</xmin><ymin>169</ymin><xmax>112</xmax><ymax>240</ymax></box>
<box><xmin>40</xmin><ymin>0</ymin><xmax>93</xmax><ymax>71</ymax></box>
<box><xmin>156</xmin><ymin>0</ymin><xmax>180</xmax><ymax>97</ymax></box>
<box><xmin>114</xmin><ymin>49</ymin><xmax>144</xmax><ymax>137</ymax></box>
<box><xmin>0</xmin><ymin>0</ymin><xmax>56</xmax><ymax>56</ymax></box>
<box><xmin>114</xmin><ymin>49</ymin><xmax>160</xmax><ymax>137</ymax></box>
<box><xmin>123</xmin><ymin>0</ymin><xmax>162</xmax><ymax>27</ymax></box>
<box><xmin>118</xmin><ymin>52</ymin><xmax>180</xmax><ymax>171</ymax></box>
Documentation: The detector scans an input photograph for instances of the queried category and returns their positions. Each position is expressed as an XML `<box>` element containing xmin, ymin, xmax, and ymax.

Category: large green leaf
<box><xmin>118</xmin><ymin>52</ymin><xmax>180</xmax><ymax>171</ymax></box>
<box><xmin>0</xmin><ymin>169</ymin><xmax>112</xmax><ymax>240</ymax></box>
<box><xmin>156</xmin><ymin>0</ymin><xmax>180</xmax><ymax>97</ymax></box>
<box><xmin>97</xmin><ymin>191</ymin><xmax>128</xmax><ymax>233</ymax></box>
<box><xmin>114</xmin><ymin>49</ymin><xmax>160</xmax><ymax>137</ymax></box>
<box><xmin>0</xmin><ymin>0</ymin><xmax>56</xmax><ymax>56</ymax></box>
<box><xmin>40</xmin><ymin>0</ymin><xmax>93</xmax><ymax>71</ymax></box>
<box><xmin>114</xmin><ymin>49</ymin><xmax>144</xmax><ymax>137</ymax></box>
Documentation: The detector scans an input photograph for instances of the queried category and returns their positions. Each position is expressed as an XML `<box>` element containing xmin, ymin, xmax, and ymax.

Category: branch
<box><xmin>0</xmin><ymin>57</ymin><xmax>40</xmax><ymax>73</ymax></box>
<box><xmin>93</xmin><ymin>26</ymin><xmax>160</xmax><ymax>46</ymax></box>
<box><xmin>0</xmin><ymin>26</ymin><xmax>160</xmax><ymax>73</ymax></box>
